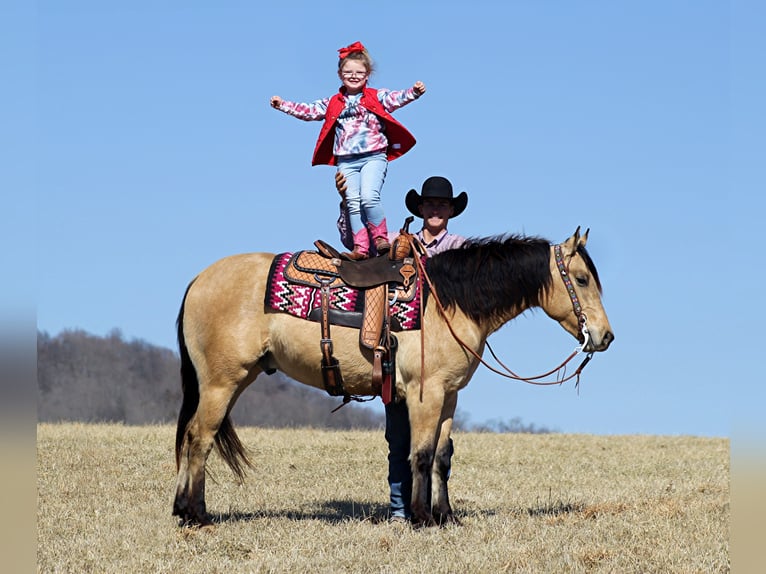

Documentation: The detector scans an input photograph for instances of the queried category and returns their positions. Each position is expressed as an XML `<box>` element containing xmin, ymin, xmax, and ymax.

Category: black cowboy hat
<box><xmin>405</xmin><ymin>176</ymin><xmax>468</xmax><ymax>218</ymax></box>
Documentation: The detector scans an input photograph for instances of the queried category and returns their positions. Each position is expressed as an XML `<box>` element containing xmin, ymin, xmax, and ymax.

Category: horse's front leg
<box><xmin>407</xmin><ymin>381</ymin><xmax>445</xmax><ymax>527</ymax></box>
<box><xmin>431</xmin><ymin>391</ymin><xmax>460</xmax><ymax>525</ymax></box>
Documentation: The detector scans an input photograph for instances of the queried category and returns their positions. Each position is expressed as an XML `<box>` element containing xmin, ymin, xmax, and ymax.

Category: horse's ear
<box><xmin>561</xmin><ymin>226</ymin><xmax>581</xmax><ymax>256</ymax></box>
<box><xmin>578</xmin><ymin>228</ymin><xmax>590</xmax><ymax>249</ymax></box>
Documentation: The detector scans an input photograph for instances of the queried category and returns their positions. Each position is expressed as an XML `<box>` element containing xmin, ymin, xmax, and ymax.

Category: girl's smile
<box><xmin>339</xmin><ymin>62</ymin><xmax>369</xmax><ymax>94</ymax></box>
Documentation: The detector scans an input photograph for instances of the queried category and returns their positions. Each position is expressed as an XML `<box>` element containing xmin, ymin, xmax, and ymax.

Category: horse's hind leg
<box><xmin>174</xmin><ymin>375</ymin><xmax>251</xmax><ymax>526</ymax></box>
<box><xmin>430</xmin><ymin>392</ymin><xmax>459</xmax><ymax>525</ymax></box>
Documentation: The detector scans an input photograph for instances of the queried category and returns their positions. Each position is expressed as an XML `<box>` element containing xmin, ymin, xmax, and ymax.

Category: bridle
<box><xmin>406</xmin><ymin>235</ymin><xmax>595</xmax><ymax>400</ymax></box>
<box><xmin>553</xmin><ymin>243</ymin><xmax>591</xmax><ymax>350</ymax></box>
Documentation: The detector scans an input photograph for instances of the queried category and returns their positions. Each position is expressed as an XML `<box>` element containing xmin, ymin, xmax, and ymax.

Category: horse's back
<box><xmin>183</xmin><ymin>253</ymin><xmax>276</xmax><ymax>363</ymax></box>
<box><xmin>189</xmin><ymin>252</ymin><xmax>275</xmax><ymax>308</ymax></box>
<box><xmin>182</xmin><ymin>250</ymin><xmax>377</xmax><ymax>394</ymax></box>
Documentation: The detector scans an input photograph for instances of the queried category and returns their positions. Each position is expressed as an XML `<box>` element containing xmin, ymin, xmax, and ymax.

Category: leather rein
<box><xmin>404</xmin><ymin>235</ymin><xmax>595</xmax><ymax>400</ymax></box>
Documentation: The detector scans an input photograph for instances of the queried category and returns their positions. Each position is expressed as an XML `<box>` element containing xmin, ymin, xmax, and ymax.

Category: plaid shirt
<box><xmin>415</xmin><ymin>229</ymin><xmax>466</xmax><ymax>256</ymax></box>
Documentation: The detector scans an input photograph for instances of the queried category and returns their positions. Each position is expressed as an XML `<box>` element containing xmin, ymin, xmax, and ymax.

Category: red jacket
<box><xmin>311</xmin><ymin>87</ymin><xmax>417</xmax><ymax>166</ymax></box>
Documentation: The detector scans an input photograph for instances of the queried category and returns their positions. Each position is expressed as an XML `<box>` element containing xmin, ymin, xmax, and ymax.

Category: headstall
<box><xmin>553</xmin><ymin>243</ymin><xmax>591</xmax><ymax>350</ymax></box>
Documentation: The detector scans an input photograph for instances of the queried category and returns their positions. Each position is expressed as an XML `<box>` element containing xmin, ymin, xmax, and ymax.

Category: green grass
<box><xmin>37</xmin><ymin>424</ymin><xmax>729</xmax><ymax>573</ymax></box>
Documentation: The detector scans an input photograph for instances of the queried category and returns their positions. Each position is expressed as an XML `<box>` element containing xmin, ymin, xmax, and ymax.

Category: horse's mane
<box><xmin>425</xmin><ymin>234</ymin><xmax>601</xmax><ymax>323</ymax></box>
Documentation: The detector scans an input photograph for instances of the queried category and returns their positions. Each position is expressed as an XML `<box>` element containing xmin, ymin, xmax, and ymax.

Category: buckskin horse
<box><xmin>173</xmin><ymin>227</ymin><xmax>614</xmax><ymax>527</ymax></box>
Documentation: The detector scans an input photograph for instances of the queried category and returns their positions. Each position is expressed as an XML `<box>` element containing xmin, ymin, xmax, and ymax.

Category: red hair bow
<box><xmin>338</xmin><ymin>41</ymin><xmax>366</xmax><ymax>60</ymax></box>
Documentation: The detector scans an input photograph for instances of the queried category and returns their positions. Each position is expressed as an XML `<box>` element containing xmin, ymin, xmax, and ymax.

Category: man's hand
<box><xmin>270</xmin><ymin>95</ymin><xmax>282</xmax><ymax>109</ymax></box>
<box><xmin>335</xmin><ymin>171</ymin><xmax>347</xmax><ymax>198</ymax></box>
<box><xmin>413</xmin><ymin>81</ymin><xmax>426</xmax><ymax>97</ymax></box>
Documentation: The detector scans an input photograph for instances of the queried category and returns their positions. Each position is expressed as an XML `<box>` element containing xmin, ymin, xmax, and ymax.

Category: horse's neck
<box><xmin>428</xmin><ymin>305</ymin><xmax>491</xmax><ymax>350</ymax></box>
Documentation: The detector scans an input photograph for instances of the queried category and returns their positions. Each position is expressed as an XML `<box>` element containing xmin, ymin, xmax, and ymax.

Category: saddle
<box><xmin>280</xmin><ymin>220</ymin><xmax>420</xmax><ymax>404</ymax></box>
<box><xmin>287</xmin><ymin>242</ymin><xmax>417</xmax><ymax>290</ymax></box>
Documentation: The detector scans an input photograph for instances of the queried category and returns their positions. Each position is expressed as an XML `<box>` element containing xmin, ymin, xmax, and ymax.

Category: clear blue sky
<box><xmin>9</xmin><ymin>1</ymin><xmax>764</xmax><ymax>438</ymax></box>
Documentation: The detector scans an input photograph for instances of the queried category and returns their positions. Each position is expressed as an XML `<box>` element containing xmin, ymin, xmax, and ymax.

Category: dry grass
<box><xmin>37</xmin><ymin>424</ymin><xmax>729</xmax><ymax>573</ymax></box>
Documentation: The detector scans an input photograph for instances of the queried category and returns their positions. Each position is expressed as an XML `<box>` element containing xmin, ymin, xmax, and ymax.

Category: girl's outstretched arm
<box><xmin>270</xmin><ymin>96</ymin><xmax>330</xmax><ymax>121</ymax></box>
<box><xmin>377</xmin><ymin>84</ymin><xmax>426</xmax><ymax>112</ymax></box>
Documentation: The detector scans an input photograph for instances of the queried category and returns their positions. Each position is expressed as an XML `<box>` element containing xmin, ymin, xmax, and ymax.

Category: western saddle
<box><xmin>280</xmin><ymin>218</ymin><xmax>422</xmax><ymax>405</ymax></box>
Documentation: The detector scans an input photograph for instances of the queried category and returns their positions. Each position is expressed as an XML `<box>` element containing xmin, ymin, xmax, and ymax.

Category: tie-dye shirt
<box><xmin>276</xmin><ymin>87</ymin><xmax>420</xmax><ymax>159</ymax></box>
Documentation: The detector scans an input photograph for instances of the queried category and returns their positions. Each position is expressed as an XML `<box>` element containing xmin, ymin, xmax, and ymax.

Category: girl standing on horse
<box><xmin>270</xmin><ymin>41</ymin><xmax>426</xmax><ymax>260</ymax></box>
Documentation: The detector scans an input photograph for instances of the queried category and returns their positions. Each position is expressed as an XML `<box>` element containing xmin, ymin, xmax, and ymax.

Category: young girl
<box><xmin>270</xmin><ymin>41</ymin><xmax>426</xmax><ymax>260</ymax></box>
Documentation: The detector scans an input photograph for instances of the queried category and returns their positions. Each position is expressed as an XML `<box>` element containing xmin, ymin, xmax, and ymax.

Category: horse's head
<box><xmin>544</xmin><ymin>227</ymin><xmax>614</xmax><ymax>352</ymax></box>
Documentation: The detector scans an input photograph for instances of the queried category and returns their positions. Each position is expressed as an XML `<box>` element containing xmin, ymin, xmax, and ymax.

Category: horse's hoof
<box><xmin>176</xmin><ymin>511</ymin><xmax>213</xmax><ymax>529</ymax></box>
<box><xmin>437</xmin><ymin>513</ymin><xmax>461</xmax><ymax>526</ymax></box>
<box><xmin>412</xmin><ymin>514</ymin><xmax>438</xmax><ymax>528</ymax></box>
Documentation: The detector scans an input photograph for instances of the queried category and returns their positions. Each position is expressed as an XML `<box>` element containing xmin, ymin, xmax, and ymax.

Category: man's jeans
<box><xmin>384</xmin><ymin>399</ymin><xmax>412</xmax><ymax>518</ymax></box>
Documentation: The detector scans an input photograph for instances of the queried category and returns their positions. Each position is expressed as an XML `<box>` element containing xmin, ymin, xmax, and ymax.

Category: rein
<box><xmin>405</xmin><ymin>234</ymin><xmax>594</xmax><ymax>398</ymax></box>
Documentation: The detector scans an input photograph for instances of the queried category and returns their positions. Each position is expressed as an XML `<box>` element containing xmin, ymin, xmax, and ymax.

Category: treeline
<box><xmin>37</xmin><ymin>329</ymin><xmax>552</xmax><ymax>433</ymax></box>
<box><xmin>37</xmin><ymin>329</ymin><xmax>384</xmax><ymax>429</ymax></box>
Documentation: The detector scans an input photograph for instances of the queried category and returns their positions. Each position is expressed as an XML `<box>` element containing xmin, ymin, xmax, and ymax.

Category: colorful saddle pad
<box><xmin>265</xmin><ymin>252</ymin><xmax>422</xmax><ymax>331</ymax></box>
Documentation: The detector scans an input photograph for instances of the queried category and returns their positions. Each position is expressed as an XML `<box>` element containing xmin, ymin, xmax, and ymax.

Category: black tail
<box><xmin>175</xmin><ymin>282</ymin><xmax>199</xmax><ymax>471</ymax></box>
<box><xmin>174</xmin><ymin>281</ymin><xmax>253</xmax><ymax>481</ymax></box>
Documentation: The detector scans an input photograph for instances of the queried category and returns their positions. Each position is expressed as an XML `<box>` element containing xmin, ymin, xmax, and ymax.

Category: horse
<box><xmin>172</xmin><ymin>227</ymin><xmax>614</xmax><ymax>527</ymax></box>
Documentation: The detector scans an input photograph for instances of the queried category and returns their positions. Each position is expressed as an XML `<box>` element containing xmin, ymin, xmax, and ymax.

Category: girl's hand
<box><xmin>413</xmin><ymin>81</ymin><xmax>426</xmax><ymax>96</ymax></box>
<box><xmin>270</xmin><ymin>96</ymin><xmax>282</xmax><ymax>108</ymax></box>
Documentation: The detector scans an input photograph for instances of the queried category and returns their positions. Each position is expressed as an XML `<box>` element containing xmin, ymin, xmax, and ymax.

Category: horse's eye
<box><xmin>576</xmin><ymin>275</ymin><xmax>589</xmax><ymax>287</ymax></box>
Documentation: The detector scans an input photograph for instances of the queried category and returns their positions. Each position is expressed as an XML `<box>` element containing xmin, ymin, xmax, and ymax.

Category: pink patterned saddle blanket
<box><xmin>265</xmin><ymin>251</ymin><xmax>422</xmax><ymax>331</ymax></box>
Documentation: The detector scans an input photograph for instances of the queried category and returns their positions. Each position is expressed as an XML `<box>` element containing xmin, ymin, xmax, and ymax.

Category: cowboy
<box><xmin>404</xmin><ymin>176</ymin><xmax>468</xmax><ymax>256</ymax></box>
<box><xmin>336</xmin><ymin>172</ymin><xmax>470</xmax><ymax>522</ymax></box>
<box><xmin>387</xmin><ymin>176</ymin><xmax>469</xmax><ymax>522</ymax></box>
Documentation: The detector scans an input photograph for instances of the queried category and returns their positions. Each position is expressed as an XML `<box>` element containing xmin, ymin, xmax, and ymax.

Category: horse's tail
<box><xmin>175</xmin><ymin>280</ymin><xmax>253</xmax><ymax>482</ymax></box>
<box><xmin>175</xmin><ymin>281</ymin><xmax>199</xmax><ymax>471</ymax></box>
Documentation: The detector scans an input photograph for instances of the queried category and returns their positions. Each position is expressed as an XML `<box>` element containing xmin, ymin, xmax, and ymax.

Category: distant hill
<box><xmin>37</xmin><ymin>329</ymin><xmax>551</xmax><ymax>432</ymax></box>
<box><xmin>37</xmin><ymin>329</ymin><xmax>385</xmax><ymax>429</ymax></box>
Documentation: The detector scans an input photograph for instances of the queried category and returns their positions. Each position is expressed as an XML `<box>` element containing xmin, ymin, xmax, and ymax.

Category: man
<box><xmin>386</xmin><ymin>176</ymin><xmax>468</xmax><ymax>522</ymax></box>
<box><xmin>337</xmin><ymin>173</ymin><xmax>470</xmax><ymax>522</ymax></box>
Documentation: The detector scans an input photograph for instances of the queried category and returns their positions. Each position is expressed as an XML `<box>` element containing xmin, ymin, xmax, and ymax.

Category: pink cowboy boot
<box><xmin>367</xmin><ymin>219</ymin><xmax>390</xmax><ymax>255</ymax></box>
<box><xmin>342</xmin><ymin>228</ymin><xmax>370</xmax><ymax>261</ymax></box>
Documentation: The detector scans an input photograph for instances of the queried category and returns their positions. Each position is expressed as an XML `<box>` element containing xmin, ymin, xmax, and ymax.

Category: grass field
<box><xmin>37</xmin><ymin>423</ymin><xmax>729</xmax><ymax>573</ymax></box>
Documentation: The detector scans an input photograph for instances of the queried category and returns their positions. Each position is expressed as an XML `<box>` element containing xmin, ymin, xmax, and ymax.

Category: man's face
<box><xmin>419</xmin><ymin>199</ymin><xmax>454</xmax><ymax>231</ymax></box>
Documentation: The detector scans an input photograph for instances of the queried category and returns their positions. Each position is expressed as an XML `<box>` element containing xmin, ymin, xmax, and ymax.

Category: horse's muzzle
<box><xmin>588</xmin><ymin>330</ymin><xmax>614</xmax><ymax>352</ymax></box>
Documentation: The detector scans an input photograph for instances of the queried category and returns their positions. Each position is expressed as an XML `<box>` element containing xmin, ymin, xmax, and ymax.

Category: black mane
<box><xmin>425</xmin><ymin>234</ymin><xmax>602</xmax><ymax>323</ymax></box>
<box><xmin>425</xmin><ymin>234</ymin><xmax>553</xmax><ymax>323</ymax></box>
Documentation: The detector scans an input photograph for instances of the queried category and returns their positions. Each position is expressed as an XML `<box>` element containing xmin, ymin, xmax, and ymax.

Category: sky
<box><xmin>7</xmin><ymin>1</ymin><xmax>765</xmax><ymax>439</ymax></box>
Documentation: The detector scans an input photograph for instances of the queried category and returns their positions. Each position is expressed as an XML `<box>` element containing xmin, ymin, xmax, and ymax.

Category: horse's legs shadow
<box><xmin>181</xmin><ymin>499</ymin><xmax>584</xmax><ymax>529</ymax></box>
<box><xmin>206</xmin><ymin>500</ymin><xmax>391</xmax><ymax>526</ymax></box>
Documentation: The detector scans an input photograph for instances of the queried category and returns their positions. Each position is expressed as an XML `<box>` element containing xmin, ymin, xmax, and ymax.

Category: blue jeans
<box><xmin>385</xmin><ymin>399</ymin><xmax>412</xmax><ymax>518</ymax></box>
<box><xmin>385</xmin><ymin>399</ymin><xmax>454</xmax><ymax>518</ymax></box>
<box><xmin>337</xmin><ymin>151</ymin><xmax>388</xmax><ymax>235</ymax></box>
